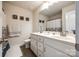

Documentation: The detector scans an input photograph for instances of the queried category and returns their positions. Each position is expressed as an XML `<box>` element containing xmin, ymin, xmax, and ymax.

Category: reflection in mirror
<box><xmin>40</xmin><ymin>1</ymin><xmax>75</xmax><ymax>36</ymax></box>
<box><xmin>45</xmin><ymin>11</ymin><xmax>62</xmax><ymax>32</ymax></box>
<box><xmin>65</xmin><ymin>10</ymin><xmax>75</xmax><ymax>34</ymax></box>
<box><xmin>46</xmin><ymin>18</ymin><xmax>62</xmax><ymax>32</ymax></box>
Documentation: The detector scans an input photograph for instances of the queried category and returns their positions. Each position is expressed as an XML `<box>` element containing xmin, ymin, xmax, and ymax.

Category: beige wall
<box><xmin>32</xmin><ymin>9</ymin><xmax>39</xmax><ymax>32</ymax></box>
<box><xmin>3</xmin><ymin>2</ymin><xmax>48</xmax><ymax>34</ymax></box>
<box><xmin>3</xmin><ymin>2</ymin><xmax>33</xmax><ymax>35</ymax></box>
<box><xmin>0</xmin><ymin>1</ymin><xmax>2</xmax><ymax>39</ymax></box>
<box><xmin>62</xmin><ymin>3</ymin><xmax>75</xmax><ymax>33</ymax></box>
<box><xmin>32</xmin><ymin>6</ymin><xmax>49</xmax><ymax>32</ymax></box>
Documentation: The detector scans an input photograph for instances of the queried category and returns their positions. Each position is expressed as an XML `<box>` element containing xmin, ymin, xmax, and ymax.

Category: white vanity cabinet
<box><xmin>31</xmin><ymin>34</ymin><xmax>38</xmax><ymax>55</ymax></box>
<box><xmin>44</xmin><ymin>45</ymin><xmax>68</xmax><ymax>57</ymax></box>
<box><xmin>37</xmin><ymin>36</ymin><xmax>44</xmax><ymax>57</ymax></box>
<box><xmin>44</xmin><ymin>37</ymin><xmax>75</xmax><ymax>57</ymax></box>
<box><xmin>31</xmin><ymin>34</ymin><xmax>44</xmax><ymax>57</ymax></box>
<box><xmin>31</xmin><ymin>33</ymin><xmax>75</xmax><ymax>57</ymax></box>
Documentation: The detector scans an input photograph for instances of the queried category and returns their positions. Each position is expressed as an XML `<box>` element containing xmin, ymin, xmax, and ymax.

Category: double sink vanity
<box><xmin>30</xmin><ymin>31</ymin><xmax>76</xmax><ymax>57</ymax></box>
<box><xmin>30</xmin><ymin>5</ymin><xmax>76</xmax><ymax>57</ymax></box>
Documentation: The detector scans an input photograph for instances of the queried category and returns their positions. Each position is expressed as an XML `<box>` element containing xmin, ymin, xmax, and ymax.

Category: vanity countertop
<box><xmin>32</xmin><ymin>32</ymin><xmax>75</xmax><ymax>45</ymax></box>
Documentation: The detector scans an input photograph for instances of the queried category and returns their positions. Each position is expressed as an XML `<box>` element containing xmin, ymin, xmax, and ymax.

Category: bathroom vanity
<box><xmin>30</xmin><ymin>32</ymin><xmax>76</xmax><ymax>57</ymax></box>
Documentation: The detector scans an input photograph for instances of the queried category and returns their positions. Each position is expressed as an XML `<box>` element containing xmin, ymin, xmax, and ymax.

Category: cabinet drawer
<box><xmin>38</xmin><ymin>42</ymin><xmax>44</xmax><ymax>52</ymax></box>
<box><xmin>31</xmin><ymin>39</ymin><xmax>37</xmax><ymax>47</ymax></box>
<box><xmin>44</xmin><ymin>38</ymin><xmax>75</xmax><ymax>56</ymax></box>
<box><xmin>38</xmin><ymin>50</ymin><xmax>44</xmax><ymax>57</ymax></box>
<box><xmin>31</xmin><ymin>45</ymin><xmax>38</xmax><ymax>56</ymax></box>
<box><xmin>44</xmin><ymin>45</ymin><xmax>69</xmax><ymax>57</ymax></box>
<box><xmin>38</xmin><ymin>36</ymin><xmax>44</xmax><ymax>42</ymax></box>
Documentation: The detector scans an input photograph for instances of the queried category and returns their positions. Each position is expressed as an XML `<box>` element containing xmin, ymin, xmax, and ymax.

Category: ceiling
<box><xmin>40</xmin><ymin>1</ymin><xmax>75</xmax><ymax>17</ymax></box>
<box><xmin>4</xmin><ymin>1</ymin><xmax>75</xmax><ymax>17</ymax></box>
<box><xmin>4</xmin><ymin>1</ymin><xmax>44</xmax><ymax>11</ymax></box>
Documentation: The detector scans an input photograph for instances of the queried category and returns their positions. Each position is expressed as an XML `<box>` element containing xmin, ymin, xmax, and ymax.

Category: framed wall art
<box><xmin>26</xmin><ymin>17</ymin><xmax>29</xmax><ymax>21</ymax></box>
<box><xmin>20</xmin><ymin>16</ymin><xmax>24</xmax><ymax>20</ymax></box>
<box><xmin>12</xmin><ymin>14</ymin><xmax>18</xmax><ymax>19</ymax></box>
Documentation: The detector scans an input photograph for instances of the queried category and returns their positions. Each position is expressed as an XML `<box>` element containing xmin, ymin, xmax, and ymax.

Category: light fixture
<box><xmin>41</xmin><ymin>2</ymin><xmax>49</xmax><ymax>11</ymax></box>
<box><xmin>41</xmin><ymin>1</ymin><xmax>58</xmax><ymax>11</ymax></box>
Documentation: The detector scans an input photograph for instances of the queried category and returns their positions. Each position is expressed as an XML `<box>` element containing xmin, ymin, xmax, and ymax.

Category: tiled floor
<box><xmin>20</xmin><ymin>45</ymin><xmax>36</xmax><ymax>57</ymax></box>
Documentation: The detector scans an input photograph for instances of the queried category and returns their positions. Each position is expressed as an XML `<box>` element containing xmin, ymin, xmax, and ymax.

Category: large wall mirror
<box><xmin>46</xmin><ymin>11</ymin><xmax>62</xmax><ymax>32</ymax></box>
<box><xmin>40</xmin><ymin>2</ymin><xmax>75</xmax><ymax>35</ymax></box>
<box><xmin>46</xmin><ymin>9</ymin><xmax>75</xmax><ymax>35</ymax></box>
<box><xmin>46</xmin><ymin>18</ymin><xmax>62</xmax><ymax>32</ymax></box>
<box><xmin>65</xmin><ymin>10</ymin><xmax>75</xmax><ymax>34</ymax></box>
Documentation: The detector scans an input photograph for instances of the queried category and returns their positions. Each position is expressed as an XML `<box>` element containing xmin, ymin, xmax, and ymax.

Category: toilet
<box><xmin>24</xmin><ymin>39</ymin><xmax>31</xmax><ymax>48</ymax></box>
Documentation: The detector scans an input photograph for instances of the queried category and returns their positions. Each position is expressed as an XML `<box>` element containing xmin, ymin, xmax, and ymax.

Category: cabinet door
<box><xmin>38</xmin><ymin>36</ymin><xmax>44</xmax><ymax>42</ymax></box>
<box><xmin>31</xmin><ymin>39</ymin><xmax>37</xmax><ymax>47</ymax></box>
<box><xmin>44</xmin><ymin>38</ymin><xmax>75</xmax><ymax>56</ymax></box>
<box><xmin>31</xmin><ymin>39</ymin><xmax>37</xmax><ymax>54</ymax></box>
<box><xmin>44</xmin><ymin>45</ymin><xmax>69</xmax><ymax>57</ymax></box>
<box><xmin>31</xmin><ymin>34</ymin><xmax>38</xmax><ymax>56</ymax></box>
<box><xmin>31</xmin><ymin>45</ymin><xmax>38</xmax><ymax>55</ymax></box>
<box><xmin>38</xmin><ymin>50</ymin><xmax>44</xmax><ymax>57</ymax></box>
<box><xmin>33</xmin><ymin>46</ymin><xmax>38</xmax><ymax>55</ymax></box>
<box><xmin>38</xmin><ymin>42</ymin><xmax>44</xmax><ymax>52</ymax></box>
